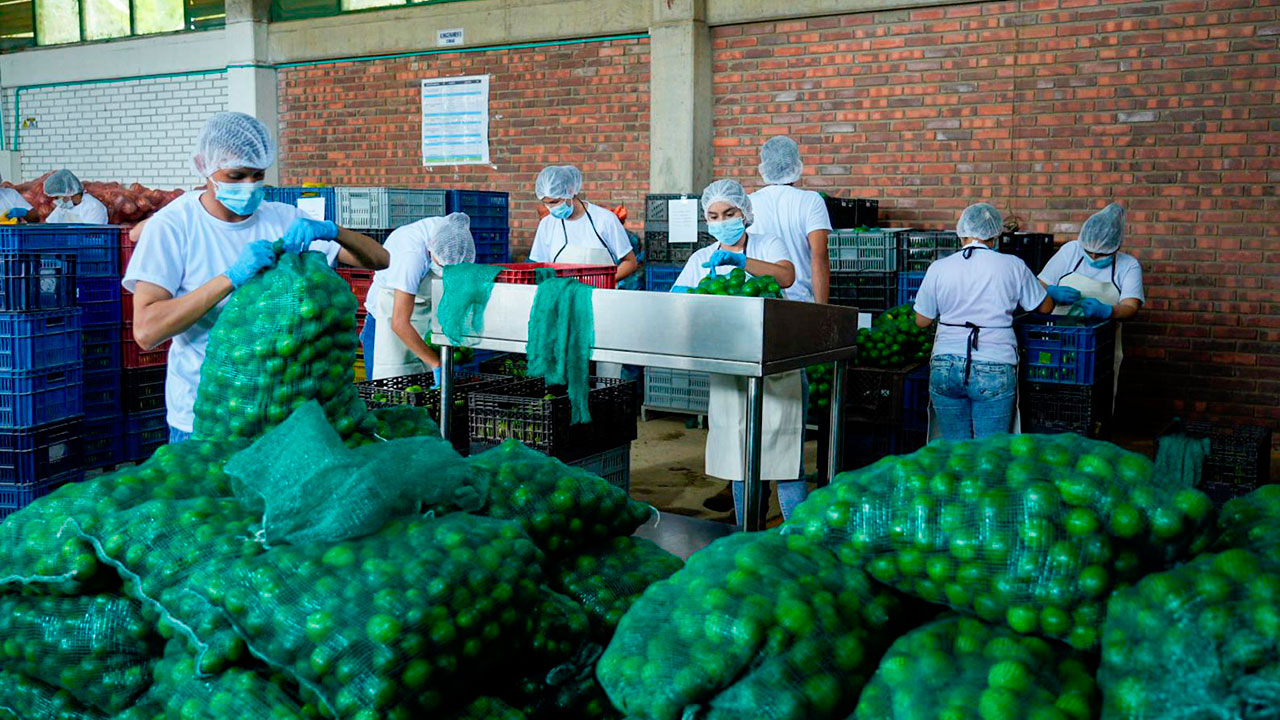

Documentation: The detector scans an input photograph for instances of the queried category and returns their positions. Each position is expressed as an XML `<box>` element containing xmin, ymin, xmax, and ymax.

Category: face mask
<box><xmin>549</xmin><ymin>200</ymin><xmax>574</xmax><ymax>220</ymax></box>
<box><xmin>708</xmin><ymin>217</ymin><xmax>746</xmax><ymax>246</ymax></box>
<box><xmin>54</xmin><ymin>198</ymin><xmax>75</xmax><ymax>210</ymax></box>
<box><xmin>1087</xmin><ymin>254</ymin><xmax>1114</xmax><ymax>269</ymax></box>
<box><xmin>212</xmin><ymin>179</ymin><xmax>266</xmax><ymax>216</ymax></box>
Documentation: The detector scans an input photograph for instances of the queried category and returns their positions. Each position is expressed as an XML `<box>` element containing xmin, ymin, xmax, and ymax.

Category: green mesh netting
<box><xmin>504</xmin><ymin>644</ymin><xmax>620</xmax><ymax>720</ymax></box>
<box><xmin>597</xmin><ymin>530</ymin><xmax>916</xmax><ymax>720</ymax></box>
<box><xmin>147</xmin><ymin>639</ymin><xmax>311</xmax><ymax>720</ymax></box>
<box><xmin>438</xmin><ymin>263</ymin><xmax>502</xmax><ymax>346</ymax></box>
<box><xmin>784</xmin><ymin>433</ymin><xmax>1215</xmax><ymax>650</ymax></box>
<box><xmin>521</xmin><ymin>586</ymin><xmax>591</xmax><ymax>670</ymax></box>
<box><xmin>1154</xmin><ymin>431</ymin><xmax>1211</xmax><ymax>491</ymax></box>
<box><xmin>533</xmin><ymin>267</ymin><xmax>558</xmax><ymax>284</ymax></box>
<box><xmin>0</xmin><ymin>670</ymin><xmax>107</xmax><ymax>720</ymax></box>
<box><xmin>1100</xmin><ymin>549</ymin><xmax>1280</xmax><ymax>719</ymax></box>
<box><xmin>854</xmin><ymin>614</ymin><xmax>1099</xmax><ymax>720</ymax></box>
<box><xmin>550</xmin><ymin>536</ymin><xmax>683</xmax><ymax>641</ymax></box>
<box><xmin>223</xmin><ymin>401</ymin><xmax>478</xmax><ymax>546</ymax></box>
<box><xmin>193</xmin><ymin>249</ymin><xmax>376</xmax><ymax>443</ymax></box>
<box><xmin>444</xmin><ymin>695</ymin><xmax>528</xmax><ymax>720</ymax></box>
<box><xmin>1214</xmin><ymin>485</ymin><xmax>1280</xmax><ymax>561</ymax></box>
<box><xmin>527</xmin><ymin>278</ymin><xmax>595</xmax><ymax>425</ymax></box>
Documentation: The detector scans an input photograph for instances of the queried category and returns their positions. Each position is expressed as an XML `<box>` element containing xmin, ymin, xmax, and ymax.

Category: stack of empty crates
<box><xmin>1016</xmin><ymin>314</ymin><xmax>1116</xmax><ymax>438</ymax></box>
<box><xmin>0</xmin><ymin>227</ymin><xmax>87</xmax><ymax>518</ymax></box>
<box><xmin>112</xmin><ymin>229</ymin><xmax>170</xmax><ymax>468</ymax></box>
<box><xmin>828</xmin><ymin>228</ymin><xmax>905</xmax><ymax>312</ymax></box>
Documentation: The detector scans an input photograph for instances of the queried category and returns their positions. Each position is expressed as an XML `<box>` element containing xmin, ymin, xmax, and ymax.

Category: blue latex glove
<box><xmin>432</xmin><ymin>367</ymin><xmax>442</xmax><ymax>388</ymax></box>
<box><xmin>1046</xmin><ymin>285</ymin><xmax>1081</xmax><ymax>304</ymax></box>
<box><xmin>669</xmin><ymin>285</ymin><xmax>693</xmax><ymax>294</ymax></box>
<box><xmin>1078</xmin><ymin>297</ymin><xmax>1113</xmax><ymax>319</ymax></box>
<box><xmin>7</xmin><ymin>208</ymin><xmax>28</xmax><ymax>220</ymax></box>
<box><xmin>225</xmin><ymin>240</ymin><xmax>277</xmax><ymax>288</ymax></box>
<box><xmin>702</xmin><ymin>249</ymin><xmax>747</xmax><ymax>276</ymax></box>
<box><xmin>281</xmin><ymin>218</ymin><xmax>339</xmax><ymax>254</ymax></box>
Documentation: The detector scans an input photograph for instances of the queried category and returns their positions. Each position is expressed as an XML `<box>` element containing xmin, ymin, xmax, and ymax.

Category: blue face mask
<box><xmin>212</xmin><ymin>179</ymin><xmax>266</xmax><ymax>216</ymax></box>
<box><xmin>1087</xmin><ymin>254</ymin><xmax>1115</xmax><ymax>269</ymax></box>
<box><xmin>549</xmin><ymin>200</ymin><xmax>574</xmax><ymax>220</ymax></box>
<box><xmin>708</xmin><ymin>217</ymin><xmax>746</xmax><ymax>246</ymax></box>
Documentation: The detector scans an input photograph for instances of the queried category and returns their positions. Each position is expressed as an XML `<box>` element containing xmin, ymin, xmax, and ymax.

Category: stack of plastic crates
<box><xmin>0</xmin><ymin>232</ymin><xmax>86</xmax><ymax>518</ymax></box>
<box><xmin>644</xmin><ymin>194</ymin><xmax>713</xmax><ymax>263</ymax></box>
<box><xmin>1175</xmin><ymin>420</ymin><xmax>1273</xmax><ymax>505</ymax></box>
<box><xmin>115</xmin><ymin>227</ymin><xmax>170</xmax><ymax>468</ymax></box>
<box><xmin>644</xmin><ymin>263</ymin><xmax>682</xmax><ymax>293</ymax></box>
<box><xmin>816</xmin><ymin>363</ymin><xmax>929</xmax><ymax>478</ymax></box>
<box><xmin>1016</xmin><ymin>314</ymin><xmax>1116</xmax><ymax>438</ymax></box>
<box><xmin>900</xmin><ymin>230</ymin><xmax>960</xmax><ymax>272</ymax></box>
<box><xmin>998</xmin><ymin>232</ymin><xmax>1056</xmax><ymax>275</ymax></box>
<box><xmin>263</xmin><ymin>186</ymin><xmax>337</xmax><ymax>221</ymax></box>
<box><xmin>828</xmin><ymin>229</ymin><xmax>905</xmax><ymax>312</ymax></box>
<box><xmin>641</xmin><ymin>367</ymin><xmax>710</xmax><ymax>422</ymax></box>
<box><xmin>446</xmin><ymin>190</ymin><xmax>510</xmax><ymax>264</ymax></box>
<box><xmin>468</xmin><ymin>376</ymin><xmax>638</xmax><ymax>462</ymax></box>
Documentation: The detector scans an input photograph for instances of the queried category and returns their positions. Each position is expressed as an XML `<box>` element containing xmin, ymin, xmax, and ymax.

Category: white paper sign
<box><xmin>296</xmin><ymin>197</ymin><xmax>327</xmax><ymax>221</ymax></box>
<box><xmin>437</xmin><ymin>28</ymin><xmax>464</xmax><ymax>47</ymax></box>
<box><xmin>668</xmin><ymin>198</ymin><xmax>699</xmax><ymax>245</ymax></box>
<box><xmin>421</xmin><ymin>75</ymin><xmax>490</xmax><ymax>166</ymax></box>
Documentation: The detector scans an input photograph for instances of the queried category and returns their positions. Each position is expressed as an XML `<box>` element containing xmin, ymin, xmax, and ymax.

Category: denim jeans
<box><xmin>732</xmin><ymin>480</ymin><xmax>809</xmax><ymax>526</ymax></box>
<box><xmin>168</xmin><ymin>426</ymin><xmax>191</xmax><ymax>444</ymax></box>
<box><xmin>360</xmin><ymin>316</ymin><xmax>377</xmax><ymax>365</ymax></box>
<box><xmin>929</xmin><ymin>354</ymin><xmax>1017</xmax><ymax>440</ymax></box>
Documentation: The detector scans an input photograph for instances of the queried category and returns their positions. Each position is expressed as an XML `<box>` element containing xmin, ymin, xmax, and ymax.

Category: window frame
<box><xmin>28</xmin><ymin>0</ymin><xmax>222</xmax><ymax>47</ymax></box>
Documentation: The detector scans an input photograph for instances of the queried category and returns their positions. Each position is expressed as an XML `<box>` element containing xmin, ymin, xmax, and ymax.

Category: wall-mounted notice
<box><xmin>421</xmin><ymin>75</ymin><xmax>490</xmax><ymax>165</ymax></box>
<box><xmin>437</xmin><ymin>28</ymin><xmax>464</xmax><ymax>46</ymax></box>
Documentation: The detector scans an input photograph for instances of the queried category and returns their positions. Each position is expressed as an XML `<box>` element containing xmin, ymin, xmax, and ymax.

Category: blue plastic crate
<box><xmin>263</xmin><ymin>186</ymin><xmax>336</xmax><ymax>221</ymax></box>
<box><xmin>473</xmin><ymin>229</ymin><xmax>510</xmax><ymax>264</ymax></box>
<box><xmin>76</xmin><ymin>278</ymin><xmax>122</xmax><ymax>327</ymax></box>
<box><xmin>0</xmin><ymin>469</ymin><xmax>82</xmax><ymax>519</ymax></box>
<box><xmin>644</xmin><ymin>263</ymin><xmax>682</xmax><ymax>293</ymax></box>
<box><xmin>82</xmin><ymin>415</ymin><xmax>123</xmax><ymax>470</ymax></box>
<box><xmin>0</xmin><ymin>417</ymin><xmax>82</xmax><ymax>485</ymax></box>
<box><xmin>83</xmin><ymin>370</ymin><xmax>122</xmax><ymax>421</ymax></box>
<box><xmin>0</xmin><ymin>252</ymin><xmax>77</xmax><ymax>312</ymax></box>
<box><xmin>896</xmin><ymin>271</ymin><xmax>926</xmax><ymax>306</ymax></box>
<box><xmin>1016</xmin><ymin>315</ymin><xmax>1116</xmax><ymax>385</ymax></box>
<box><xmin>902</xmin><ymin>364</ymin><xmax>930</xmax><ymax>433</ymax></box>
<box><xmin>124</xmin><ymin>410</ymin><xmax>167</xmax><ymax>462</ymax></box>
<box><xmin>0</xmin><ymin>309</ymin><xmax>82</xmax><ymax>372</ymax></box>
<box><xmin>446</xmin><ymin>190</ymin><xmax>509</xmax><ymax>230</ymax></box>
<box><xmin>82</xmin><ymin>324</ymin><xmax>121</xmax><ymax>374</ymax></box>
<box><xmin>0</xmin><ymin>364</ymin><xmax>82</xmax><ymax>428</ymax></box>
<box><xmin>1</xmin><ymin>225</ymin><xmax>120</xmax><ymax>277</ymax></box>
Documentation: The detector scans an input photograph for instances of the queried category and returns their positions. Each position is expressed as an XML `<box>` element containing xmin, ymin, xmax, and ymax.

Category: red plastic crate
<box><xmin>122</xmin><ymin>323</ymin><xmax>169</xmax><ymax>368</ymax></box>
<box><xmin>337</xmin><ymin>269</ymin><xmax>374</xmax><ymax>307</ymax></box>
<box><xmin>492</xmin><ymin>263</ymin><xmax>617</xmax><ymax>289</ymax></box>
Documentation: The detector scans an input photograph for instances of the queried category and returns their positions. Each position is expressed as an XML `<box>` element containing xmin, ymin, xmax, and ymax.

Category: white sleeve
<box><xmin>674</xmin><ymin>251</ymin><xmax>706</xmax><ymax>288</ymax></box>
<box><xmin>914</xmin><ymin>266</ymin><xmax>939</xmax><ymax>318</ymax></box>
<box><xmin>122</xmin><ymin>213</ymin><xmax>185</xmax><ymax>295</ymax></box>
<box><xmin>1037</xmin><ymin>242</ymin><xmax>1075</xmax><ymax>285</ymax></box>
<box><xmin>597</xmin><ymin>209</ymin><xmax>634</xmax><ymax>261</ymax></box>
<box><xmin>1118</xmin><ymin>256</ymin><xmax>1145</xmax><ymax>304</ymax></box>
<box><xmin>1</xmin><ymin>189</ymin><xmax>31</xmax><ymax>212</ymax></box>
<box><xmin>1018</xmin><ymin>263</ymin><xmax>1049</xmax><ymax>312</ymax></box>
<box><xmin>529</xmin><ymin>218</ymin><xmax>553</xmax><ymax>263</ymax></box>
<box><xmin>804</xmin><ymin>193</ymin><xmax>833</xmax><ymax>233</ymax></box>
<box><xmin>382</xmin><ymin>229</ymin><xmax>430</xmax><ymax>295</ymax></box>
<box><xmin>762</xmin><ymin>236</ymin><xmax>793</xmax><ymax>265</ymax></box>
<box><xmin>82</xmin><ymin>194</ymin><xmax>109</xmax><ymax>224</ymax></box>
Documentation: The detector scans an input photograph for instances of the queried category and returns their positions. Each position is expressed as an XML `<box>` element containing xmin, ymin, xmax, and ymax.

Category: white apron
<box><xmin>370</xmin><ymin>273</ymin><xmax>435</xmax><ymax>380</ymax></box>
<box><xmin>555</xmin><ymin>244</ymin><xmax>625</xmax><ymax>379</ymax></box>
<box><xmin>706</xmin><ymin>371</ymin><xmax>804</xmax><ymax>481</ymax></box>
<box><xmin>1052</xmin><ymin>269</ymin><xmax>1123</xmax><ymax>406</ymax></box>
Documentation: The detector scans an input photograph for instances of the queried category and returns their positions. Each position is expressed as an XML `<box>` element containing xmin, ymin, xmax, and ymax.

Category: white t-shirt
<box><xmin>914</xmin><ymin>244</ymin><xmax>1048</xmax><ymax>366</ymax></box>
<box><xmin>0</xmin><ymin>188</ymin><xmax>32</xmax><ymax>216</ymax></box>
<box><xmin>529</xmin><ymin>203</ymin><xmax>633</xmax><ymax>264</ymax></box>
<box><xmin>1038</xmin><ymin>240</ymin><xmax>1145</xmax><ymax>303</ymax></box>
<box><xmin>747</xmin><ymin>185</ymin><xmax>832</xmax><ymax>303</ymax></box>
<box><xmin>122</xmin><ymin>192</ymin><xmax>341</xmax><ymax>432</ymax></box>
<box><xmin>366</xmin><ymin>217</ymin><xmax>440</xmax><ymax>318</ymax></box>
<box><xmin>45</xmin><ymin>193</ymin><xmax>109</xmax><ymax>224</ymax></box>
<box><xmin>673</xmin><ymin>233</ymin><xmax>793</xmax><ymax>288</ymax></box>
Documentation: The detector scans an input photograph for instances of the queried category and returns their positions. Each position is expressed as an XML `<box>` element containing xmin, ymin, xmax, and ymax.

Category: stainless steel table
<box><xmin>429</xmin><ymin>281</ymin><xmax>860</xmax><ymax>531</ymax></box>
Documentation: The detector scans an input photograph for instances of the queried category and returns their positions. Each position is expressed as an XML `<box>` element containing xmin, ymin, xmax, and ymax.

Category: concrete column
<box><xmin>224</xmin><ymin>0</ymin><xmax>279</xmax><ymax>182</ymax></box>
<box><xmin>0</xmin><ymin>152</ymin><xmax>20</xmax><ymax>184</ymax></box>
<box><xmin>649</xmin><ymin>0</ymin><xmax>713</xmax><ymax>195</ymax></box>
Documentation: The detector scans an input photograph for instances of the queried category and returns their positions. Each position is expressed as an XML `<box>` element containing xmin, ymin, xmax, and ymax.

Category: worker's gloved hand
<box><xmin>224</xmin><ymin>240</ymin><xmax>277</xmax><ymax>288</ymax></box>
<box><xmin>1078</xmin><ymin>297</ymin><xmax>1113</xmax><ymax>319</ymax></box>
<box><xmin>281</xmin><ymin>218</ymin><xmax>339</xmax><ymax>254</ymax></box>
<box><xmin>669</xmin><ymin>285</ymin><xmax>693</xmax><ymax>294</ymax></box>
<box><xmin>1046</xmin><ymin>285</ymin><xmax>1081</xmax><ymax>304</ymax></box>
<box><xmin>702</xmin><ymin>250</ymin><xmax>746</xmax><ymax>275</ymax></box>
<box><xmin>432</xmin><ymin>367</ymin><xmax>442</xmax><ymax>388</ymax></box>
<box><xmin>7</xmin><ymin>208</ymin><xmax>28</xmax><ymax>220</ymax></box>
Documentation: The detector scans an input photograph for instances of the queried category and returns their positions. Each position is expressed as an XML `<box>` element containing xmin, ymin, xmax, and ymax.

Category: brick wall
<box><xmin>276</xmin><ymin>37</ymin><xmax>651</xmax><ymax>251</ymax></box>
<box><xmin>712</xmin><ymin>0</ymin><xmax>1280</xmax><ymax>436</ymax></box>
<box><xmin>6</xmin><ymin>73</ymin><xmax>227</xmax><ymax>187</ymax></box>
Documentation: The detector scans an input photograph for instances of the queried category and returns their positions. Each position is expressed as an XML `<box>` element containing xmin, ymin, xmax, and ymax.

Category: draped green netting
<box><xmin>437</xmin><ymin>263</ymin><xmax>502</xmax><ymax>346</ymax></box>
<box><xmin>1154</xmin><ymin>430</ymin><xmax>1211</xmax><ymax>490</ymax></box>
<box><xmin>533</xmin><ymin>267</ymin><xmax>558</xmax><ymax>284</ymax></box>
<box><xmin>527</xmin><ymin>278</ymin><xmax>595</xmax><ymax>425</ymax></box>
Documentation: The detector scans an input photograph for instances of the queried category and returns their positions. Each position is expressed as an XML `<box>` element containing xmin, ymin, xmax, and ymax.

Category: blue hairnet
<box><xmin>701</xmin><ymin>179</ymin><xmax>754</xmax><ymax>227</ymax></box>
<box><xmin>758</xmin><ymin>136</ymin><xmax>804</xmax><ymax>185</ymax></box>
<box><xmin>956</xmin><ymin>203</ymin><xmax>1003</xmax><ymax>241</ymax></box>
<box><xmin>535</xmin><ymin>165</ymin><xmax>583</xmax><ymax>200</ymax></box>
<box><xmin>191</xmin><ymin>112</ymin><xmax>276</xmax><ymax>178</ymax></box>
<box><xmin>44</xmin><ymin>169</ymin><xmax>83</xmax><ymax>197</ymax></box>
<box><xmin>1079</xmin><ymin>203</ymin><xmax>1125</xmax><ymax>254</ymax></box>
<box><xmin>429</xmin><ymin>213</ymin><xmax>476</xmax><ymax>266</ymax></box>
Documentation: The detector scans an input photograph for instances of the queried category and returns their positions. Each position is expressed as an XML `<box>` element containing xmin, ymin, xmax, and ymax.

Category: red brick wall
<box><xmin>712</xmin><ymin>0</ymin><xmax>1280</xmax><ymax>436</ymax></box>
<box><xmin>277</xmin><ymin>36</ymin><xmax>651</xmax><ymax>251</ymax></box>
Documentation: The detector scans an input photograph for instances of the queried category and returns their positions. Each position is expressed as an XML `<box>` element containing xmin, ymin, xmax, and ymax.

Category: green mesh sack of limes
<box><xmin>597</xmin><ymin>530</ymin><xmax>916</xmax><ymax>720</ymax></box>
<box><xmin>550</xmin><ymin>536</ymin><xmax>683</xmax><ymax>641</ymax></box>
<box><xmin>0</xmin><ymin>670</ymin><xmax>110</xmax><ymax>720</ymax></box>
<box><xmin>1099</xmin><ymin>548</ymin><xmax>1280</xmax><ymax>720</ymax></box>
<box><xmin>144</xmin><ymin>639</ymin><xmax>314</xmax><ymax>720</ymax></box>
<box><xmin>784</xmin><ymin>434</ymin><xmax>1215</xmax><ymax>650</ymax></box>
<box><xmin>193</xmin><ymin>248</ymin><xmax>376</xmax><ymax>443</ymax></box>
<box><xmin>855</xmin><ymin>304</ymin><xmax>934</xmax><ymax>368</ymax></box>
<box><xmin>688</xmin><ymin>267</ymin><xmax>783</xmax><ymax>297</ymax></box>
<box><xmin>854</xmin><ymin>614</ymin><xmax>1098</xmax><ymax>720</ymax></box>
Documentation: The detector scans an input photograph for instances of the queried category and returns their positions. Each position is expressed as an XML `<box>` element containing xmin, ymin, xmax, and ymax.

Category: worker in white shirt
<box><xmin>43</xmin><ymin>170</ymin><xmax>109</xmax><ymax>224</ymax></box>
<box><xmin>0</xmin><ymin>172</ymin><xmax>32</xmax><ymax>222</ymax></box>
<box><xmin>748</xmin><ymin>136</ymin><xmax>833</xmax><ymax>304</ymax></box>
<box><xmin>530</xmin><ymin>165</ymin><xmax>638</xmax><ymax>282</ymax></box>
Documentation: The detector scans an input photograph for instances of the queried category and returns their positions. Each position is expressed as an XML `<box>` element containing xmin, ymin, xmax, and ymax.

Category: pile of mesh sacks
<box><xmin>0</xmin><ymin>250</ymin><xmax>673</xmax><ymax>720</ymax></box>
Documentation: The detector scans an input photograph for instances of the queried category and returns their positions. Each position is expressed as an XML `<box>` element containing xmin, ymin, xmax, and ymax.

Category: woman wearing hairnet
<box><xmin>748</xmin><ymin>136</ymin><xmax>833</xmax><ymax>304</ymax></box>
<box><xmin>671</xmin><ymin>180</ymin><xmax>805</xmax><ymax>526</ymax></box>
<box><xmin>123</xmin><ymin>111</ymin><xmax>389</xmax><ymax>443</ymax></box>
<box><xmin>529</xmin><ymin>165</ymin><xmax>638</xmax><ymax>281</ymax></box>
<box><xmin>43</xmin><ymin>169</ymin><xmax>108</xmax><ymax>224</ymax></box>
<box><xmin>366</xmin><ymin>212</ymin><xmax>476</xmax><ymax>382</ymax></box>
<box><xmin>1038</xmin><ymin>203</ymin><xmax>1142</xmax><ymax>403</ymax></box>
<box><xmin>913</xmin><ymin>203</ymin><xmax>1054</xmax><ymax>440</ymax></box>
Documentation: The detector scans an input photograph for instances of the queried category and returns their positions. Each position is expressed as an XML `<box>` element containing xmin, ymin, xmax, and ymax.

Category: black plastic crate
<box><xmin>900</xmin><ymin>230</ymin><xmax>961</xmax><ymax>272</ymax></box>
<box><xmin>839</xmin><ymin>421</ymin><xmax>926</xmax><ymax>473</ymax></box>
<box><xmin>123</xmin><ymin>366</ymin><xmax>166</xmax><ymax>415</ymax></box>
<box><xmin>1182</xmin><ymin>420</ymin><xmax>1271</xmax><ymax>489</ymax></box>
<box><xmin>123</xmin><ymin>410</ymin><xmax>166</xmax><ymax>462</ymax></box>
<box><xmin>477</xmin><ymin>353</ymin><xmax>530</xmax><ymax>379</ymax></box>
<box><xmin>830</xmin><ymin>271</ymin><xmax>896</xmax><ymax>313</ymax></box>
<box><xmin>1020</xmin><ymin>380</ymin><xmax>1112</xmax><ymax>438</ymax></box>
<box><xmin>0</xmin><ymin>416</ymin><xmax>83</xmax><ymax>485</ymax></box>
<box><xmin>998</xmin><ymin>232</ymin><xmax>1056</xmax><ymax>275</ymax></box>
<box><xmin>0</xmin><ymin>253</ymin><xmax>76</xmax><ymax>312</ymax></box>
<box><xmin>824</xmin><ymin>196</ymin><xmax>879</xmax><ymax>229</ymax></box>
<box><xmin>644</xmin><ymin>228</ymin><xmax>715</xmax><ymax>264</ymax></box>
<box><xmin>843</xmin><ymin>363</ymin><xmax>925</xmax><ymax>424</ymax></box>
<box><xmin>645</xmin><ymin>194</ymin><xmax>702</xmax><ymax>223</ymax></box>
<box><xmin>82</xmin><ymin>415</ymin><xmax>123</xmax><ymax>470</ymax></box>
<box><xmin>357</xmin><ymin>371</ymin><xmax>514</xmax><ymax>452</ymax></box>
<box><xmin>469</xmin><ymin>376</ymin><xmax>638</xmax><ymax>460</ymax></box>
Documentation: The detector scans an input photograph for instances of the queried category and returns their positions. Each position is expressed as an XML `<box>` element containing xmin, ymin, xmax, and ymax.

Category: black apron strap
<box><xmin>939</xmin><ymin>321</ymin><xmax>982</xmax><ymax>384</ymax></box>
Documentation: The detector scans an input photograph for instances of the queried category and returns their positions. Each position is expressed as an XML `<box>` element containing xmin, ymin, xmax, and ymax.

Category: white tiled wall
<box><xmin>7</xmin><ymin>73</ymin><xmax>227</xmax><ymax>188</ymax></box>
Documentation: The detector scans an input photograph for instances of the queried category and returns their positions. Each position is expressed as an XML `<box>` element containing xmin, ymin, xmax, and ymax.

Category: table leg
<box><xmin>743</xmin><ymin>376</ymin><xmax>765</xmax><ymax>531</ymax></box>
<box><xmin>827</xmin><ymin>360</ymin><xmax>846</xmax><ymax>484</ymax></box>
<box><xmin>439</xmin><ymin>346</ymin><xmax>454</xmax><ymax>442</ymax></box>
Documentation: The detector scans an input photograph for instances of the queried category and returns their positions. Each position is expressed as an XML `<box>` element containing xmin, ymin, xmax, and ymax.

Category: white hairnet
<box><xmin>44</xmin><ymin>169</ymin><xmax>83</xmax><ymax>197</ymax></box>
<box><xmin>429</xmin><ymin>212</ymin><xmax>476</xmax><ymax>266</ymax></box>
<box><xmin>1079</xmin><ymin>203</ymin><xmax>1125</xmax><ymax>254</ymax></box>
<box><xmin>535</xmin><ymin>165</ymin><xmax>583</xmax><ymax>200</ymax></box>
<box><xmin>758</xmin><ymin>136</ymin><xmax>804</xmax><ymax>185</ymax></box>
<box><xmin>956</xmin><ymin>202</ymin><xmax>1003</xmax><ymax>240</ymax></box>
<box><xmin>191</xmin><ymin>112</ymin><xmax>276</xmax><ymax>178</ymax></box>
<box><xmin>701</xmin><ymin>179</ymin><xmax>754</xmax><ymax>227</ymax></box>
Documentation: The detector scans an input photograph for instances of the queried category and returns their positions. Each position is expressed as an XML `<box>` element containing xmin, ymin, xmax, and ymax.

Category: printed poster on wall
<box><xmin>421</xmin><ymin>75</ymin><xmax>490</xmax><ymax>165</ymax></box>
